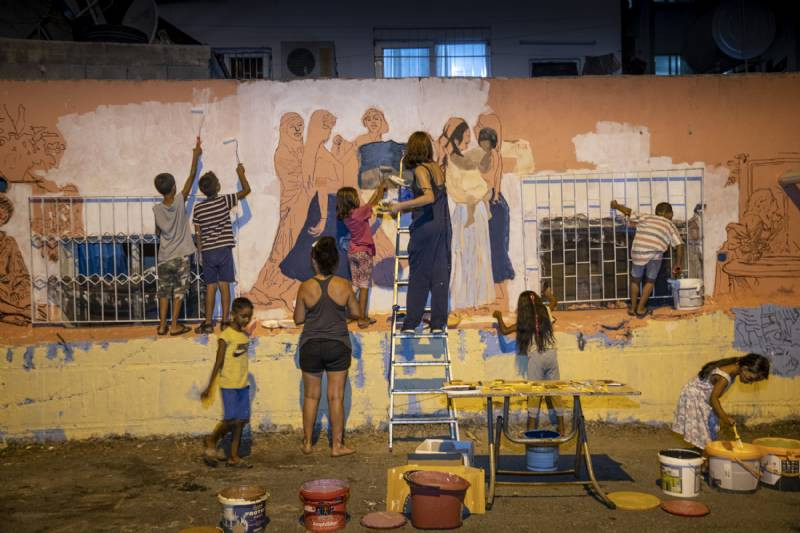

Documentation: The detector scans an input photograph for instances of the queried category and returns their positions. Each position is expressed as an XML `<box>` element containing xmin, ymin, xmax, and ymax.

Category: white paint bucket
<box><xmin>658</xmin><ymin>448</ymin><xmax>704</xmax><ymax>497</ymax></box>
<box><xmin>218</xmin><ymin>485</ymin><xmax>269</xmax><ymax>533</ymax></box>
<box><xmin>668</xmin><ymin>278</ymin><xmax>704</xmax><ymax>310</ymax></box>
<box><xmin>705</xmin><ymin>441</ymin><xmax>762</xmax><ymax>493</ymax></box>
<box><xmin>754</xmin><ymin>437</ymin><xmax>800</xmax><ymax>491</ymax></box>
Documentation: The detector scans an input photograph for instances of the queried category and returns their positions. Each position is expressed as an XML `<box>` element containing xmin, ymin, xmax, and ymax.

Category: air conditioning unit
<box><xmin>281</xmin><ymin>41</ymin><xmax>337</xmax><ymax>80</ymax></box>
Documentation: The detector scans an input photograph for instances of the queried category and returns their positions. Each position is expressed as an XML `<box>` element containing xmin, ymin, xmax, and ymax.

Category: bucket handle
<box><xmin>733</xmin><ymin>457</ymin><xmax>761</xmax><ymax>479</ymax></box>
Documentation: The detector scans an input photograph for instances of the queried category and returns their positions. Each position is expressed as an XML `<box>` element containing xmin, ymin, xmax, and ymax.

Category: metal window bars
<box><xmin>28</xmin><ymin>195</ymin><xmax>239</xmax><ymax>325</ymax></box>
<box><xmin>521</xmin><ymin>169</ymin><xmax>704</xmax><ymax>307</ymax></box>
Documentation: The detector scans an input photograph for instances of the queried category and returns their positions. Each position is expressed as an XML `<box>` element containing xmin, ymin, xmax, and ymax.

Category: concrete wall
<box><xmin>0</xmin><ymin>38</ymin><xmax>211</xmax><ymax>80</ymax></box>
<box><xmin>158</xmin><ymin>0</ymin><xmax>622</xmax><ymax>79</ymax></box>
<box><xmin>0</xmin><ymin>74</ymin><xmax>799</xmax><ymax>440</ymax></box>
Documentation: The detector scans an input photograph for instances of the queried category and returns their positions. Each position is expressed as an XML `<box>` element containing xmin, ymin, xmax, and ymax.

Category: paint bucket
<box><xmin>705</xmin><ymin>441</ymin><xmax>762</xmax><ymax>493</ymax></box>
<box><xmin>658</xmin><ymin>448</ymin><xmax>704</xmax><ymax>497</ymax></box>
<box><xmin>753</xmin><ymin>437</ymin><xmax>800</xmax><ymax>491</ymax></box>
<box><xmin>524</xmin><ymin>430</ymin><xmax>560</xmax><ymax>472</ymax></box>
<box><xmin>299</xmin><ymin>479</ymin><xmax>349</xmax><ymax>532</ymax></box>
<box><xmin>667</xmin><ymin>278</ymin><xmax>704</xmax><ymax>310</ymax></box>
<box><xmin>217</xmin><ymin>485</ymin><xmax>269</xmax><ymax>533</ymax></box>
<box><xmin>403</xmin><ymin>470</ymin><xmax>470</xmax><ymax>530</ymax></box>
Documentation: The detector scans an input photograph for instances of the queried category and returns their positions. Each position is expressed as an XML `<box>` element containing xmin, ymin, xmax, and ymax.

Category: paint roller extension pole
<box><xmin>223</xmin><ymin>138</ymin><xmax>240</xmax><ymax>164</ymax></box>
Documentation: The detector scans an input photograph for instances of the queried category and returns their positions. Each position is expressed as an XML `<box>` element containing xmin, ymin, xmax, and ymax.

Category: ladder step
<box><xmin>391</xmin><ymin>389</ymin><xmax>449</xmax><ymax>395</ymax></box>
<box><xmin>398</xmin><ymin>228</ymin><xmax>410</xmax><ymax>234</ymax></box>
<box><xmin>395</xmin><ymin>280</ymin><xmax>409</xmax><ymax>286</ymax></box>
<box><xmin>393</xmin><ymin>361</ymin><xmax>450</xmax><ymax>367</ymax></box>
<box><xmin>390</xmin><ymin>416</ymin><xmax>458</xmax><ymax>425</ymax></box>
<box><xmin>394</xmin><ymin>306</ymin><xmax>432</xmax><ymax>313</ymax></box>
<box><xmin>393</xmin><ymin>332</ymin><xmax>447</xmax><ymax>339</ymax></box>
<box><xmin>396</xmin><ymin>253</ymin><xmax>409</xmax><ymax>259</ymax></box>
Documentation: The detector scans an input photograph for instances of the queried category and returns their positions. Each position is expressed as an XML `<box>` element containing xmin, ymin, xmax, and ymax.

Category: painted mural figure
<box><xmin>725</xmin><ymin>189</ymin><xmax>785</xmax><ymax>263</ymax></box>
<box><xmin>0</xmin><ymin>194</ymin><xmax>31</xmax><ymax>325</ymax></box>
<box><xmin>247</xmin><ymin>112</ymin><xmax>308</xmax><ymax>307</ymax></box>
<box><xmin>280</xmin><ymin>110</ymin><xmax>350</xmax><ymax>281</ymax></box>
<box><xmin>475</xmin><ymin>113</ymin><xmax>515</xmax><ymax>310</ymax></box>
<box><xmin>440</xmin><ymin>118</ymin><xmax>495</xmax><ymax>311</ymax></box>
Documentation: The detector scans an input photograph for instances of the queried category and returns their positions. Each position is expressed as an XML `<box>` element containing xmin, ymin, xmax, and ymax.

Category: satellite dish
<box><xmin>122</xmin><ymin>0</ymin><xmax>159</xmax><ymax>44</ymax></box>
<box><xmin>712</xmin><ymin>0</ymin><xmax>776</xmax><ymax>60</ymax></box>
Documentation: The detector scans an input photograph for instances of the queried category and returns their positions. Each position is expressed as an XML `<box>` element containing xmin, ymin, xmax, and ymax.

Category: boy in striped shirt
<box><xmin>611</xmin><ymin>200</ymin><xmax>684</xmax><ymax>318</ymax></box>
<box><xmin>192</xmin><ymin>163</ymin><xmax>251</xmax><ymax>334</ymax></box>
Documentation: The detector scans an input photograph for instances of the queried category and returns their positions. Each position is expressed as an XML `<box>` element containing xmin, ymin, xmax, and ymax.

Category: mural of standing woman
<box><xmin>0</xmin><ymin>193</ymin><xmax>31</xmax><ymax>324</ymax></box>
<box><xmin>439</xmin><ymin>117</ymin><xmax>495</xmax><ymax>311</ymax></box>
<box><xmin>247</xmin><ymin>112</ymin><xmax>309</xmax><ymax>308</ymax></box>
<box><xmin>280</xmin><ymin>110</ymin><xmax>350</xmax><ymax>282</ymax></box>
<box><xmin>475</xmin><ymin>113</ymin><xmax>514</xmax><ymax>310</ymax></box>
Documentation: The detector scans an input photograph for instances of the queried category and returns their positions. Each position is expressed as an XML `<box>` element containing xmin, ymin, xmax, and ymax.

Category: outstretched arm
<box><xmin>543</xmin><ymin>286</ymin><xmax>558</xmax><ymax>312</ymax></box>
<box><xmin>610</xmin><ymin>200</ymin><xmax>632</xmax><ymax>217</ymax></box>
<box><xmin>235</xmin><ymin>163</ymin><xmax>251</xmax><ymax>200</ymax></box>
<box><xmin>709</xmin><ymin>375</ymin><xmax>734</xmax><ymax>426</ymax></box>
<box><xmin>181</xmin><ymin>137</ymin><xmax>203</xmax><ymax>200</ymax></box>
<box><xmin>367</xmin><ymin>181</ymin><xmax>388</xmax><ymax>207</ymax></box>
<box><xmin>492</xmin><ymin>310</ymin><xmax>517</xmax><ymax>335</ymax></box>
<box><xmin>389</xmin><ymin>166</ymin><xmax>434</xmax><ymax>213</ymax></box>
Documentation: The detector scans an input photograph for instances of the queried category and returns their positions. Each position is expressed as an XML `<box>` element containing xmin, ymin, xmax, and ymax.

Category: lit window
<box><xmin>375</xmin><ymin>28</ymin><xmax>490</xmax><ymax>78</ymax></box>
<box><xmin>655</xmin><ymin>54</ymin><xmax>691</xmax><ymax>76</ymax></box>
<box><xmin>383</xmin><ymin>47</ymin><xmax>431</xmax><ymax>77</ymax></box>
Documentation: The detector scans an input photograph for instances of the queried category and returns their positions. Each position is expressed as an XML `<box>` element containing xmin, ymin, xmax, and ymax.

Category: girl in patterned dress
<box><xmin>672</xmin><ymin>353</ymin><xmax>770</xmax><ymax>449</ymax></box>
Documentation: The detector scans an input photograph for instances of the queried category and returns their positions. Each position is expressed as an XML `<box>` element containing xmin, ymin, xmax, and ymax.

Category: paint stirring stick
<box><xmin>223</xmin><ymin>138</ymin><xmax>240</xmax><ymax>164</ymax></box>
<box><xmin>732</xmin><ymin>423</ymin><xmax>744</xmax><ymax>449</ymax></box>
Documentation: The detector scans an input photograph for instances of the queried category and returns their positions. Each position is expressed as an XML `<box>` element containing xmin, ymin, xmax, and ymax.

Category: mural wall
<box><xmin>0</xmin><ymin>75</ymin><xmax>799</xmax><ymax>438</ymax></box>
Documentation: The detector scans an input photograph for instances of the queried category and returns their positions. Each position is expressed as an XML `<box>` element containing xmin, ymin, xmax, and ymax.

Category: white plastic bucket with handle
<box><xmin>668</xmin><ymin>278</ymin><xmax>704</xmax><ymax>310</ymax></box>
<box><xmin>658</xmin><ymin>449</ymin><xmax>704</xmax><ymax>497</ymax></box>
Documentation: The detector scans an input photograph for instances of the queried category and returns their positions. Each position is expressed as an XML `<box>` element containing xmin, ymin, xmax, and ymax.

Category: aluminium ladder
<box><xmin>387</xmin><ymin>187</ymin><xmax>459</xmax><ymax>450</ymax></box>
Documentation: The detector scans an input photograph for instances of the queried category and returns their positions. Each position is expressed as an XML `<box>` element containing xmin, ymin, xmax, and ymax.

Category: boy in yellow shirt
<box><xmin>200</xmin><ymin>297</ymin><xmax>254</xmax><ymax>467</ymax></box>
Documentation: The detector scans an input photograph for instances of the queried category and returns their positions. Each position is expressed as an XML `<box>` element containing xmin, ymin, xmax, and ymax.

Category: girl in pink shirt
<box><xmin>336</xmin><ymin>182</ymin><xmax>387</xmax><ymax>328</ymax></box>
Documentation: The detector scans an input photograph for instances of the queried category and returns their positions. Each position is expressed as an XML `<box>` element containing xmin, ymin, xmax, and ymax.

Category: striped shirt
<box><xmin>629</xmin><ymin>212</ymin><xmax>682</xmax><ymax>265</ymax></box>
<box><xmin>192</xmin><ymin>193</ymin><xmax>237</xmax><ymax>252</ymax></box>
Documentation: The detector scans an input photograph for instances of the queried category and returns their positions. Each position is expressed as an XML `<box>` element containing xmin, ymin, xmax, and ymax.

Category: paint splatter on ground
<box><xmin>1</xmin><ymin>422</ymin><xmax>799</xmax><ymax>531</ymax></box>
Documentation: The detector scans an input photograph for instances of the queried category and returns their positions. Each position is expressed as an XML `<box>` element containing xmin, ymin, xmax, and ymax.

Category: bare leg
<box><xmin>158</xmin><ymin>297</ymin><xmax>169</xmax><ymax>334</ymax></box>
<box><xmin>637</xmin><ymin>280</ymin><xmax>655</xmax><ymax>313</ymax></box>
<box><xmin>219</xmin><ymin>281</ymin><xmax>231</xmax><ymax>324</ymax></box>
<box><xmin>204</xmin><ymin>283</ymin><xmax>217</xmax><ymax>326</ymax></box>
<box><xmin>204</xmin><ymin>420</ymin><xmax>232</xmax><ymax>459</ymax></box>
<box><xmin>545</xmin><ymin>397</ymin><xmax>566</xmax><ymax>435</ymax></box>
<box><xmin>228</xmin><ymin>420</ymin><xmax>245</xmax><ymax>463</ymax></box>
<box><xmin>169</xmin><ymin>296</ymin><xmax>184</xmax><ymax>332</ymax></box>
<box><xmin>629</xmin><ymin>278</ymin><xmax>640</xmax><ymax>314</ymax></box>
<box><xmin>327</xmin><ymin>370</ymin><xmax>354</xmax><ymax>456</ymax></box>
<box><xmin>301</xmin><ymin>371</ymin><xmax>322</xmax><ymax>454</ymax></box>
<box><xmin>357</xmin><ymin>288</ymin><xmax>372</xmax><ymax>328</ymax></box>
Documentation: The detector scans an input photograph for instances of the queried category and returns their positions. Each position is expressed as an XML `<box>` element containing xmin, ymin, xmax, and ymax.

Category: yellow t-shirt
<box><xmin>217</xmin><ymin>327</ymin><xmax>250</xmax><ymax>389</ymax></box>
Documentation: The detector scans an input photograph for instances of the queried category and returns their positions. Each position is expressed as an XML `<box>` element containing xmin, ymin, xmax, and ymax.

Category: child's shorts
<box><xmin>221</xmin><ymin>386</ymin><xmax>250</xmax><ymax>421</ymax></box>
<box><xmin>526</xmin><ymin>349</ymin><xmax>560</xmax><ymax>381</ymax></box>
<box><xmin>202</xmin><ymin>246</ymin><xmax>236</xmax><ymax>284</ymax></box>
<box><xmin>157</xmin><ymin>255</ymin><xmax>191</xmax><ymax>299</ymax></box>
<box><xmin>348</xmin><ymin>251</ymin><xmax>374</xmax><ymax>289</ymax></box>
<box><xmin>631</xmin><ymin>257</ymin><xmax>662</xmax><ymax>281</ymax></box>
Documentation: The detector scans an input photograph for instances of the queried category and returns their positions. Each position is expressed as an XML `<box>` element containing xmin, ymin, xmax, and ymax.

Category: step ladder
<box><xmin>387</xmin><ymin>190</ymin><xmax>459</xmax><ymax>451</ymax></box>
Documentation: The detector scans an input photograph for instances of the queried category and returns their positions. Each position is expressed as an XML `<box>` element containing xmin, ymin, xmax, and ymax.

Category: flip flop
<box><xmin>202</xmin><ymin>450</ymin><xmax>218</xmax><ymax>468</ymax></box>
<box><xmin>157</xmin><ymin>326</ymin><xmax>169</xmax><ymax>336</ymax></box>
<box><xmin>226</xmin><ymin>460</ymin><xmax>253</xmax><ymax>469</ymax></box>
<box><xmin>170</xmin><ymin>324</ymin><xmax>191</xmax><ymax>336</ymax></box>
<box><xmin>626</xmin><ymin>307</ymin><xmax>636</xmax><ymax>316</ymax></box>
<box><xmin>195</xmin><ymin>323</ymin><xmax>214</xmax><ymax>334</ymax></box>
<box><xmin>636</xmin><ymin>308</ymin><xmax>653</xmax><ymax>319</ymax></box>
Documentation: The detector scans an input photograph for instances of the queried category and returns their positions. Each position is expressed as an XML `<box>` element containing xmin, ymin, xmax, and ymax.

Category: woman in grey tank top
<box><xmin>294</xmin><ymin>237</ymin><xmax>361</xmax><ymax>457</ymax></box>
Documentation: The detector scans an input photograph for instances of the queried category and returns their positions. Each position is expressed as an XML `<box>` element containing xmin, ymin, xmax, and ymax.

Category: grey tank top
<box><xmin>298</xmin><ymin>276</ymin><xmax>352</xmax><ymax>350</ymax></box>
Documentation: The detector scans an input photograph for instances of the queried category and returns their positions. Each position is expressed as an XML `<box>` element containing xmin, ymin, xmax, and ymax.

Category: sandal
<box><xmin>202</xmin><ymin>450</ymin><xmax>218</xmax><ymax>468</ymax></box>
<box><xmin>226</xmin><ymin>459</ymin><xmax>253</xmax><ymax>469</ymax></box>
<box><xmin>169</xmin><ymin>324</ymin><xmax>191</xmax><ymax>336</ymax></box>
<box><xmin>195</xmin><ymin>323</ymin><xmax>214</xmax><ymax>334</ymax></box>
<box><xmin>157</xmin><ymin>326</ymin><xmax>169</xmax><ymax>336</ymax></box>
<box><xmin>636</xmin><ymin>308</ymin><xmax>653</xmax><ymax>319</ymax></box>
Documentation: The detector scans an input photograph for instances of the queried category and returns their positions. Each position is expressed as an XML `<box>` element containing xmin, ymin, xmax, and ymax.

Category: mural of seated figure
<box><xmin>0</xmin><ymin>194</ymin><xmax>31</xmax><ymax>325</ymax></box>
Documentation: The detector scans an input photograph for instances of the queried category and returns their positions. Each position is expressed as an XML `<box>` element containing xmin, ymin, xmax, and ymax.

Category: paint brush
<box><xmin>732</xmin><ymin>423</ymin><xmax>744</xmax><ymax>449</ymax></box>
<box><xmin>223</xmin><ymin>138</ymin><xmax>240</xmax><ymax>163</ymax></box>
<box><xmin>191</xmin><ymin>107</ymin><xmax>205</xmax><ymax>138</ymax></box>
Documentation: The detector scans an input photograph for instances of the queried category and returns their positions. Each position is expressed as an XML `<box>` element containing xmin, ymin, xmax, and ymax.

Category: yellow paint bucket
<box><xmin>705</xmin><ymin>441</ymin><xmax>762</xmax><ymax>493</ymax></box>
<box><xmin>753</xmin><ymin>437</ymin><xmax>800</xmax><ymax>491</ymax></box>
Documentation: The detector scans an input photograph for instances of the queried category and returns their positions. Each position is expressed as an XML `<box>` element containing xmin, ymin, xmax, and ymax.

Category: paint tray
<box><xmin>409</xmin><ymin>439</ymin><xmax>475</xmax><ymax>467</ymax></box>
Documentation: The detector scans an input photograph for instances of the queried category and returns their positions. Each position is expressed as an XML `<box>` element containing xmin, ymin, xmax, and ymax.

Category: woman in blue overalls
<box><xmin>388</xmin><ymin>132</ymin><xmax>452</xmax><ymax>333</ymax></box>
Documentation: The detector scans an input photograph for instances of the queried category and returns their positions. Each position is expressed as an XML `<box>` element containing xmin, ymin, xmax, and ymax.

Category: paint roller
<box><xmin>191</xmin><ymin>107</ymin><xmax>205</xmax><ymax>138</ymax></box>
<box><xmin>223</xmin><ymin>138</ymin><xmax>240</xmax><ymax>164</ymax></box>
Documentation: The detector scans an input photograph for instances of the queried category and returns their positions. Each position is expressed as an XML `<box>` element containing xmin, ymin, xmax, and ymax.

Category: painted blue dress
<box><xmin>488</xmin><ymin>190</ymin><xmax>515</xmax><ymax>283</ymax></box>
<box><xmin>279</xmin><ymin>192</ymin><xmax>351</xmax><ymax>281</ymax></box>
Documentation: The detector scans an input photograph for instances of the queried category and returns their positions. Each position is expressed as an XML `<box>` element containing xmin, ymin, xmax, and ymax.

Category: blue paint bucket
<box><xmin>218</xmin><ymin>485</ymin><xmax>269</xmax><ymax>533</ymax></box>
<box><xmin>524</xmin><ymin>430</ymin><xmax>560</xmax><ymax>472</ymax></box>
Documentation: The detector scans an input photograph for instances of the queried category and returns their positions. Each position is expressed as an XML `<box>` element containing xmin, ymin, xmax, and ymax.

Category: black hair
<box><xmin>515</xmin><ymin>291</ymin><xmax>555</xmax><ymax>355</ymax></box>
<box><xmin>154</xmin><ymin>173</ymin><xmax>176</xmax><ymax>195</ymax></box>
<box><xmin>231</xmin><ymin>296</ymin><xmax>253</xmax><ymax>314</ymax></box>
<box><xmin>698</xmin><ymin>353</ymin><xmax>771</xmax><ymax>381</ymax></box>
<box><xmin>655</xmin><ymin>202</ymin><xmax>673</xmax><ymax>217</ymax></box>
<box><xmin>444</xmin><ymin>121</ymin><xmax>470</xmax><ymax>158</ymax></box>
<box><xmin>198</xmin><ymin>171</ymin><xmax>220</xmax><ymax>197</ymax></box>
<box><xmin>311</xmin><ymin>236</ymin><xmax>339</xmax><ymax>275</ymax></box>
<box><xmin>478</xmin><ymin>127</ymin><xmax>498</xmax><ymax>149</ymax></box>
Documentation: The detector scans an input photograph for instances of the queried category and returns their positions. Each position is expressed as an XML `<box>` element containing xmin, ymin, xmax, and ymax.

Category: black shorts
<box><xmin>299</xmin><ymin>339</ymin><xmax>351</xmax><ymax>373</ymax></box>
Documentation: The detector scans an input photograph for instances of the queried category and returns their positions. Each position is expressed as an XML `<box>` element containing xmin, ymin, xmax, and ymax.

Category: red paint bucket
<box><xmin>299</xmin><ymin>479</ymin><xmax>349</xmax><ymax>532</ymax></box>
<box><xmin>403</xmin><ymin>470</ymin><xmax>470</xmax><ymax>529</ymax></box>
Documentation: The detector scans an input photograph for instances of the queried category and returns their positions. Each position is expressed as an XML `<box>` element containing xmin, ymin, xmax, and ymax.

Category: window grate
<box><xmin>521</xmin><ymin>170</ymin><xmax>704</xmax><ymax>307</ymax></box>
<box><xmin>28</xmin><ymin>196</ymin><xmax>239</xmax><ymax>325</ymax></box>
